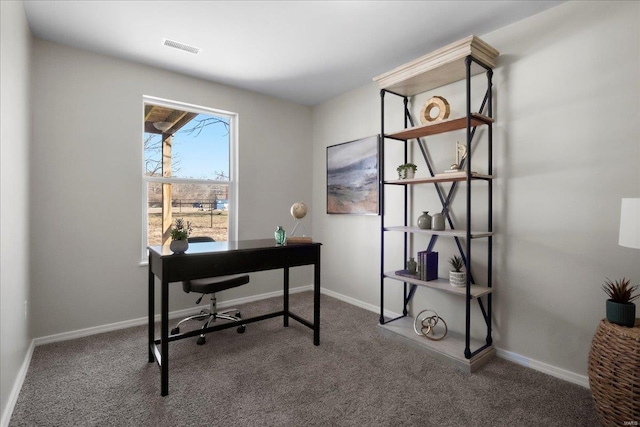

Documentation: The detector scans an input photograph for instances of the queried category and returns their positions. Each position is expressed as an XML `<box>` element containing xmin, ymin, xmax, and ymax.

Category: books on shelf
<box><xmin>396</xmin><ymin>251</ymin><xmax>438</xmax><ymax>281</ymax></box>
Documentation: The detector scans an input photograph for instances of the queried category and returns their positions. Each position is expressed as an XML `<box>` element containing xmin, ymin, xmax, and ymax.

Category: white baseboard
<box><xmin>495</xmin><ymin>348</ymin><xmax>589</xmax><ymax>388</ymax></box>
<box><xmin>1</xmin><ymin>286</ymin><xmax>314</xmax><ymax>427</ymax></box>
<box><xmin>1</xmin><ymin>340</ymin><xmax>35</xmax><ymax>427</ymax></box>
<box><xmin>320</xmin><ymin>287</ymin><xmax>402</xmax><ymax>319</ymax></box>
<box><xmin>321</xmin><ymin>287</ymin><xmax>590</xmax><ymax>389</ymax></box>
<box><xmin>3</xmin><ymin>285</ymin><xmax>589</xmax><ymax>427</ymax></box>
<box><xmin>33</xmin><ymin>285</ymin><xmax>313</xmax><ymax>346</ymax></box>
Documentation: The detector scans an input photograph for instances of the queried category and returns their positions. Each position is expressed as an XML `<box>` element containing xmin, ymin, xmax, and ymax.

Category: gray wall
<box><xmin>311</xmin><ymin>0</ymin><xmax>640</xmax><ymax>380</ymax></box>
<box><xmin>29</xmin><ymin>39</ymin><xmax>313</xmax><ymax>338</ymax></box>
<box><xmin>2</xmin><ymin>2</ymin><xmax>640</xmax><ymax>421</ymax></box>
<box><xmin>0</xmin><ymin>1</ymin><xmax>32</xmax><ymax>422</ymax></box>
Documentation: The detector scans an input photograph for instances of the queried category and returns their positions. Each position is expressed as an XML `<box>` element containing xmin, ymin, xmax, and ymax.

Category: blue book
<box><xmin>415</xmin><ymin>250</ymin><xmax>437</xmax><ymax>281</ymax></box>
<box><xmin>425</xmin><ymin>251</ymin><xmax>438</xmax><ymax>281</ymax></box>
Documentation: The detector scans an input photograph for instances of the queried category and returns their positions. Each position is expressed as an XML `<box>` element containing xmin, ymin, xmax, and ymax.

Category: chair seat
<box><xmin>189</xmin><ymin>274</ymin><xmax>250</xmax><ymax>294</ymax></box>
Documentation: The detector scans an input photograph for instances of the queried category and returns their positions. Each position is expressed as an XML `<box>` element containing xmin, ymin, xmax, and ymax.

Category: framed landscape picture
<box><xmin>326</xmin><ymin>135</ymin><xmax>379</xmax><ymax>215</ymax></box>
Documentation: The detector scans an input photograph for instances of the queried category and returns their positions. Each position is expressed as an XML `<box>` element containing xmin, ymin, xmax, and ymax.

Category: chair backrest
<box><xmin>183</xmin><ymin>236</ymin><xmax>215</xmax><ymax>292</ymax></box>
<box><xmin>188</xmin><ymin>236</ymin><xmax>215</xmax><ymax>244</ymax></box>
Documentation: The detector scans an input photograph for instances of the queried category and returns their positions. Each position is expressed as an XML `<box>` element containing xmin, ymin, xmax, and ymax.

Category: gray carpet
<box><xmin>10</xmin><ymin>292</ymin><xmax>599</xmax><ymax>426</ymax></box>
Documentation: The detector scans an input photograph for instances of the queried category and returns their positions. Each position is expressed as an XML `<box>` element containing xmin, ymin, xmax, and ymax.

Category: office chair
<box><xmin>170</xmin><ymin>236</ymin><xmax>248</xmax><ymax>345</ymax></box>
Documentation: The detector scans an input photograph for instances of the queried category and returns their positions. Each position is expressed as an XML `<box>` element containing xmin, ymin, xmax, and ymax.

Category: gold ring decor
<box><xmin>413</xmin><ymin>309</ymin><xmax>448</xmax><ymax>341</ymax></box>
<box><xmin>420</xmin><ymin>96</ymin><xmax>450</xmax><ymax>124</ymax></box>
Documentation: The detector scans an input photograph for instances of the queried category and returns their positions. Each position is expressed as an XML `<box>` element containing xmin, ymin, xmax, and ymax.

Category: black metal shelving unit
<box><xmin>373</xmin><ymin>36</ymin><xmax>499</xmax><ymax>372</ymax></box>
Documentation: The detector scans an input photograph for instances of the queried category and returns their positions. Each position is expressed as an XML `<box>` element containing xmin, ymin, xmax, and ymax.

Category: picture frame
<box><xmin>326</xmin><ymin>135</ymin><xmax>379</xmax><ymax>215</ymax></box>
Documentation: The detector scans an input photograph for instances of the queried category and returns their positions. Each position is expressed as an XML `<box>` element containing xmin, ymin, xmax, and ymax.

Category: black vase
<box><xmin>605</xmin><ymin>299</ymin><xmax>636</xmax><ymax>327</ymax></box>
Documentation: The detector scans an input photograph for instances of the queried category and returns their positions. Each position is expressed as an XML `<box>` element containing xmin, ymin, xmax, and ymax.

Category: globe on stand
<box><xmin>291</xmin><ymin>201</ymin><xmax>307</xmax><ymax>220</ymax></box>
<box><xmin>289</xmin><ymin>202</ymin><xmax>312</xmax><ymax>243</ymax></box>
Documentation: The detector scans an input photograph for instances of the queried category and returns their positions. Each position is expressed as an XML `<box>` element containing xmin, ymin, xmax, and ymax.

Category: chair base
<box><xmin>170</xmin><ymin>294</ymin><xmax>246</xmax><ymax>344</ymax></box>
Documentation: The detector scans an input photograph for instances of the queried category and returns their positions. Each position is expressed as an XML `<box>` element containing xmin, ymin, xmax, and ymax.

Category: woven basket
<box><xmin>588</xmin><ymin>318</ymin><xmax>640</xmax><ymax>426</ymax></box>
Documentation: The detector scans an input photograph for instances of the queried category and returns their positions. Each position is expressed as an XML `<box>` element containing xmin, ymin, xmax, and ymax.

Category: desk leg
<box><xmin>161</xmin><ymin>278</ymin><xmax>169</xmax><ymax>396</ymax></box>
<box><xmin>314</xmin><ymin>256</ymin><xmax>321</xmax><ymax>346</ymax></box>
<box><xmin>283</xmin><ymin>267</ymin><xmax>289</xmax><ymax>327</ymax></box>
<box><xmin>148</xmin><ymin>261</ymin><xmax>154</xmax><ymax>363</ymax></box>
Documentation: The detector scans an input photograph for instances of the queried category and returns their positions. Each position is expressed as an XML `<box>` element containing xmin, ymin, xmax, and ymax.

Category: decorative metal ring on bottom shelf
<box><xmin>413</xmin><ymin>309</ymin><xmax>448</xmax><ymax>341</ymax></box>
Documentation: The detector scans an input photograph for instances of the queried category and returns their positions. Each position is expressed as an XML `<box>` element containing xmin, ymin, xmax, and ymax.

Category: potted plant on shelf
<box><xmin>449</xmin><ymin>255</ymin><xmax>466</xmax><ymax>287</ymax></box>
<box><xmin>602</xmin><ymin>277</ymin><xmax>639</xmax><ymax>327</ymax></box>
<box><xmin>397</xmin><ymin>163</ymin><xmax>417</xmax><ymax>179</ymax></box>
<box><xmin>169</xmin><ymin>218</ymin><xmax>192</xmax><ymax>254</ymax></box>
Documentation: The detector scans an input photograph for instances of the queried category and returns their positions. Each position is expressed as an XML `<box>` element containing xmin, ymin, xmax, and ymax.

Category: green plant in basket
<box><xmin>170</xmin><ymin>218</ymin><xmax>192</xmax><ymax>241</ymax></box>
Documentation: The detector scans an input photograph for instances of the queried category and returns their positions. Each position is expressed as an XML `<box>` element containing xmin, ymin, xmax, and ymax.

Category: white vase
<box><xmin>449</xmin><ymin>271</ymin><xmax>466</xmax><ymax>287</ymax></box>
<box><xmin>170</xmin><ymin>239</ymin><xmax>189</xmax><ymax>254</ymax></box>
<box><xmin>405</xmin><ymin>169</ymin><xmax>415</xmax><ymax>179</ymax></box>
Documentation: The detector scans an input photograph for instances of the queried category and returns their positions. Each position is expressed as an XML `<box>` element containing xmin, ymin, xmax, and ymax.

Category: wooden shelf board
<box><xmin>386</xmin><ymin>114</ymin><xmax>493</xmax><ymax>141</ymax></box>
<box><xmin>385</xmin><ymin>172</ymin><xmax>492</xmax><ymax>185</ymax></box>
<box><xmin>383</xmin><ymin>226</ymin><xmax>494</xmax><ymax>239</ymax></box>
<box><xmin>384</xmin><ymin>272</ymin><xmax>493</xmax><ymax>298</ymax></box>
<box><xmin>373</xmin><ymin>35</ymin><xmax>499</xmax><ymax>96</ymax></box>
<box><xmin>378</xmin><ymin>316</ymin><xmax>495</xmax><ymax>373</ymax></box>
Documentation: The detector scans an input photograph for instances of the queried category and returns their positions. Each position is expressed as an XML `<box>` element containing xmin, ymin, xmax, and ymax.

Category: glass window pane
<box><xmin>144</xmin><ymin>113</ymin><xmax>229</xmax><ymax>180</ymax></box>
<box><xmin>147</xmin><ymin>182</ymin><xmax>229</xmax><ymax>246</ymax></box>
<box><xmin>143</xmin><ymin>133</ymin><xmax>162</xmax><ymax>177</ymax></box>
<box><xmin>143</xmin><ymin>101</ymin><xmax>235</xmax><ymax>259</ymax></box>
<box><xmin>171</xmin><ymin>114</ymin><xmax>229</xmax><ymax>180</ymax></box>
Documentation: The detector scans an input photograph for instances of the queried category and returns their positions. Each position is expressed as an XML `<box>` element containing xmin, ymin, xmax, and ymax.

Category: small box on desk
<box><xmin>417</xmin><ymin>250</ymin><xmax>438</xmax><ymax>281</ymax></box>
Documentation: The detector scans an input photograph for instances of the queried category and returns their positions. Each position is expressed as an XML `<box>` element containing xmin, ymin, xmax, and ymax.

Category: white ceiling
<box><xmin>23</xmin><ymin>1</ymin><xmax>564</xmax><ymax>106</ymax></box>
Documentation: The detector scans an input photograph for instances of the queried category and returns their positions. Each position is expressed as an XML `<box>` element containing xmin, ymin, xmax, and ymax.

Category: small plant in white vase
<box><xmin>449</xmin><ymin>255</ymin><xmax>466</xmax><ymax>287</ymax></box>
<box><xmin>396</xmin><ymin>163</ymin><xmax>417</xmax><ymax>179</ymax></box>
<box><xmin>169</xmin><ymin>218</ymin><xmax>192</xmax><ymax>254</ymax></box>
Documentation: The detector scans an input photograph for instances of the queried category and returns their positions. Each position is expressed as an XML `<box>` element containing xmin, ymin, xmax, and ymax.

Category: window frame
<box><xmin>140</xmin><ymin>95</ymin><xmax>239</xmax><ymax>263</ymax></box>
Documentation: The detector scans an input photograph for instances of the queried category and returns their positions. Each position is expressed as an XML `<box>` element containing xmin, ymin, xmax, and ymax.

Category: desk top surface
<box><xmin>148</xmin><ymin>238</ymin><xmax>321</xmax><ymax>258</ymax></box>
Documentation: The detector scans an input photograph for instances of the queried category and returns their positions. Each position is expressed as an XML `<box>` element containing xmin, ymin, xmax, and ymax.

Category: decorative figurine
<box><xmin>413</xmin><ymin>309</ymin><xmax>448</xmax><ymax>341</ymax></box>
<box><xmin>447</xmin><ymin>141</ymin><xmax>467</xmax><ymax>173</ymax></box>
<box><xmin>420</xmin><ymin>96</ymin><xmax>450</xmax><ymax>124</ymax></box>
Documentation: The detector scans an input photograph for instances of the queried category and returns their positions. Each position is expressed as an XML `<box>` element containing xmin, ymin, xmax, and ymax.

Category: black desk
<box><xmin>148</xmin><ymin>239</ymin><xmax>322</xmax><ymax>396</ymax></box>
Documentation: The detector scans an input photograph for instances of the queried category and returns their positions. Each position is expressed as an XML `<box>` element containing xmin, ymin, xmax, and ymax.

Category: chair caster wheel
<box><xmin>171</xmin><ymin>327</ymin><xmax>179</xmax><ymax>335</ymax></box>
<box><xmin>197</xmin><ymin>336</ymin><xmax>206</xmax><ymax>345</ymax></box>
<box><xmin>237</xmin><ymin>325</ymin><xmax>246</xmax><ymax>334</ymax></box>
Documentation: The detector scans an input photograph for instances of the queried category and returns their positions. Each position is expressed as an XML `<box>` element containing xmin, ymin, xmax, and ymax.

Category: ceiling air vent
<box><xmin>162</xmin><ymin>39</ymin><xmax>200</xmax><ymax>54</ymax></box>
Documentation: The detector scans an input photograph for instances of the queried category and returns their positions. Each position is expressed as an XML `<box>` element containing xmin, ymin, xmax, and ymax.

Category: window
<box><xmin>142</xmin><ymin>96</ymin><xmax>237</xmax><ymax>261</ymax></box>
